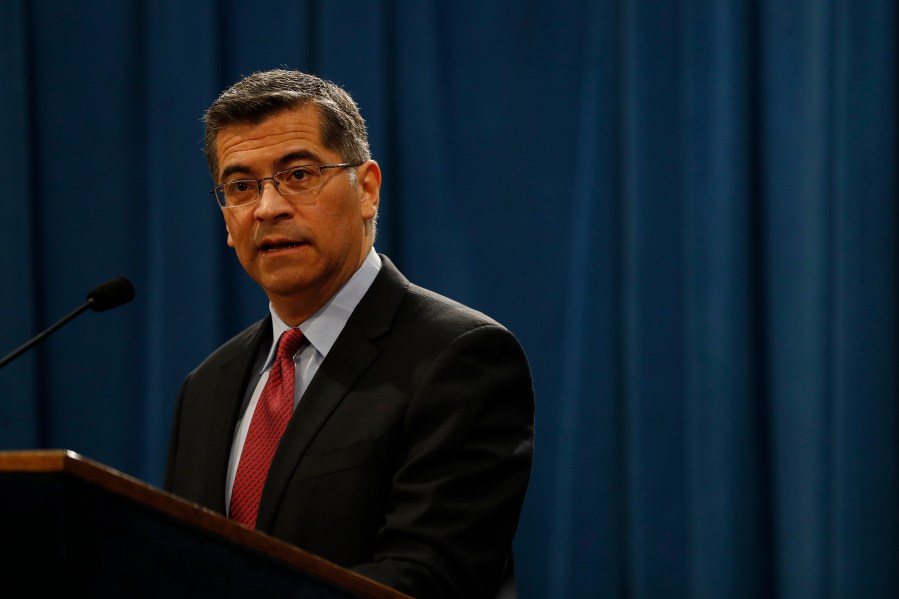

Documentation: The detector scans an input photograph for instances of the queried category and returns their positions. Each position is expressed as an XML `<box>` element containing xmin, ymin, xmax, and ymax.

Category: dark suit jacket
<box><xmin>165</xmin><ymin>256</ymin><xmax>535</xmax><ymax>598</ymax></box>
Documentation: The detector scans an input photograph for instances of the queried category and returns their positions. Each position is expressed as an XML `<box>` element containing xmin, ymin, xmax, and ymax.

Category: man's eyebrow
<box><xmin>219</xmin><ymin>164</ymin><xmax>251</xmax><ymax>182</ymax></box>
<box><xmin>275</xmin><ymin>150</ymin><xmax>322</xmax><ymax>169</ymax></box>
<box><xmin>219</xmin><ymin>150</ymin><xmax>324</xmax><ymax>182</ymax></box>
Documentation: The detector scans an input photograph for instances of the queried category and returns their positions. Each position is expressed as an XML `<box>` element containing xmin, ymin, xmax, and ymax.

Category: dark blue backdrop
<box><xmin>1</xmin><ymin>1</ymin><xmax>896</xmax><ymax>597</ymax></box>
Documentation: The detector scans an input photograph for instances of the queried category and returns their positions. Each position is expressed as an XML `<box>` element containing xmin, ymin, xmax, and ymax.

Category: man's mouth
<box><xmin>260</xmin><ymin>241</ymin><xmax>305</xmax><ymax>253</ymax></box>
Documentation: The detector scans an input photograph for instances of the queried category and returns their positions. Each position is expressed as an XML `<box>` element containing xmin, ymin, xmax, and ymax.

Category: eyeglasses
<box><xmin>211</xmin><ymin>163</ymin><xmax>361</xmax><ymax>208</ymax></box>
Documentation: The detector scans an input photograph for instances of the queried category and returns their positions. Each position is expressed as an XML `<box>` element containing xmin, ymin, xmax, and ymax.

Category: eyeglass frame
<box><xmin>210</xmin><ymin>162</ymin><xmax>363</xmax><ymax>209</ymax></box>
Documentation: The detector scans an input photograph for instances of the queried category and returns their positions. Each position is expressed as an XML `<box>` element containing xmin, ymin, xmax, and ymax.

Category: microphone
<box><xmin>85</xmin><ymin>276</ymin><xmax>135</xmax><ymax>312</ymax></box>
<box><xmin>0</xmin><ymin>276</ymin><xmax>135</xmax><ymax>369</ymax></box>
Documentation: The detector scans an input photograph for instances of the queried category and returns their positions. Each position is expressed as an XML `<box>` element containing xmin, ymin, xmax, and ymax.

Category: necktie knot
<box><xmin>276</xmin><ymin>328</ymin><xmax>304</xmax><ymax>360</ymax></box>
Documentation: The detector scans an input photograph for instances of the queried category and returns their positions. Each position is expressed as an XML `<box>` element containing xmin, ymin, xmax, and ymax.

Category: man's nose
<box><xmin>254</xmin><ymin>179</ymin><xmax>292</xmax><ymax>219</ymax></box>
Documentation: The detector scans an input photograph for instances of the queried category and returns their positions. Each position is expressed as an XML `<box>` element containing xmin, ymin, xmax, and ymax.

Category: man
<box><xmin>165</xmin><ymin>69</ymin><xmax>534</xmax><ymax>599</ymax></box>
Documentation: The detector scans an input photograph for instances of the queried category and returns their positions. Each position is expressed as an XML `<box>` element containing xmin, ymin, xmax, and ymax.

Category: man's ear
<box><xmin>358</xmin><ymin>160</ymin><xmax>381</xmax><ymax>219</ymax></box>
<box><xmin>225</xmin><ymin>222</ymin><xmax>235</xmax><ymax>248</ymax></box>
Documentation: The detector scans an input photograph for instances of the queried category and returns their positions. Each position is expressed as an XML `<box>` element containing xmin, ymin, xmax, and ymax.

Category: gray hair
<box><xmin>203</xmin><ymin>69</ymin><xmax>371</xmax><ymax>180</ymax></box>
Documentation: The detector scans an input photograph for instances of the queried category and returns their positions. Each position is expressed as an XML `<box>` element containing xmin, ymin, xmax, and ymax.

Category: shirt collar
<box><xmin>260</xmin><ymin>248</ymin><xmax>382</xmax><ymax>373</ymax></box>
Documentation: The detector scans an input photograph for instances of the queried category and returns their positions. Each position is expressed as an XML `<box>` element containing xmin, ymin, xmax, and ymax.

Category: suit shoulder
<box><xmin>188</xmin><ymin>318</ymin><xmax>269</xmax><ymax>375</ymax></box>
<box><xmin>401</xmin><ymin>283</ymin><xmax>508</xmax><ymax>335</ymax></box>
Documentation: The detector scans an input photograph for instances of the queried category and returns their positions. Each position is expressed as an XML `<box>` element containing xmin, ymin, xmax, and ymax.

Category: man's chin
<box><xmin>258</xmin><ymin>275</ymin><xmax>314</xmax><ymax>299</ymax></box>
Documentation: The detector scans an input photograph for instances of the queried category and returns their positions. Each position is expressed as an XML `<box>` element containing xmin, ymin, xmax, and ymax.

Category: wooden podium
<box><xmin>0</xmin><ymin>450</ymin><xmax>411</xmax><ymax>598</ymax></box>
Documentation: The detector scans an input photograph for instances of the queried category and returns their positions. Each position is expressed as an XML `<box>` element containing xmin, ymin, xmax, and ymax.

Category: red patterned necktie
<box><xmin>229</xmin><ymin>327</ymin><xmax>305</xmax><ymax>527</ymax></box>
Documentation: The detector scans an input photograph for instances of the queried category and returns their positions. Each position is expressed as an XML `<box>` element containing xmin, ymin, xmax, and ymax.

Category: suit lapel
<box><xmin>203</xmin><ymin>318</ymin><xmax>272</xmax><ymax>513</ymax></box>
<box><xmin>254</xmin><ymin>257</ymin><xmax>409</xmax><ymax>531</ymax></box>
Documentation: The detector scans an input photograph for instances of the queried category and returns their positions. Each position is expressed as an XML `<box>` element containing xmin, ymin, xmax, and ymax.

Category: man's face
<box><xmin>216</xmin><ymin>105</ymin><xmax>380</xmax><ymax>322</ymax></box>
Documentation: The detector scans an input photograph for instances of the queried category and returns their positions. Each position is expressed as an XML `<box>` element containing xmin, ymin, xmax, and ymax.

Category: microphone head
<box><xmin>86</xmin><ymin>277</ymin><xmax>135</xmax><ymax>312</ymax></box>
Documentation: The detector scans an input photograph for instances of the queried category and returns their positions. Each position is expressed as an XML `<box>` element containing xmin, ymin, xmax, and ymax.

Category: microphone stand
<box><xmin>0</xmin><ymin>299</ymin><xmax>96</xmax><ymax>369</ymax></box>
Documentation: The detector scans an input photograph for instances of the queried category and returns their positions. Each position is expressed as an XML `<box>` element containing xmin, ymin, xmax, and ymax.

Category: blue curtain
<box><xmin>1</xmin><ymin>1</ymin><xmax>896</xmax><ymax>597</ymax></box>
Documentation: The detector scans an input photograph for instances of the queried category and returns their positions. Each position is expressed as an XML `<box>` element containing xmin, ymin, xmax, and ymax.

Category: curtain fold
<box><xmin>683</xmin><ymin>1</ymin><xmax>772</xmax><ymax>596</ymax></box>
<box><xmin>0</xmin><ymin>1</ymin><xmax>895</xmax><ymax>597</ymax></box>
<box><xmin>0</xmin><ymin>0</ymin><xmax>38</xmax><ymax>448</ymax></box>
